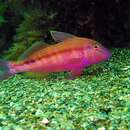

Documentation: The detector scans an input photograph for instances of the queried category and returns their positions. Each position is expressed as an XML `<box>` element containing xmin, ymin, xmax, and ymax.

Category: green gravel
<box><xmin>0</xmin><ymin>48</ymin><xmax>130</xmax><ymax>130</ymax></box>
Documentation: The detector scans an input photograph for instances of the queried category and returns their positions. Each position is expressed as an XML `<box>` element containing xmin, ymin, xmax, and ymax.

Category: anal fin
<box><xmin>22</xmin><ymin>72</ymin><xmax>48</xmax><ymax>79</ymax></box>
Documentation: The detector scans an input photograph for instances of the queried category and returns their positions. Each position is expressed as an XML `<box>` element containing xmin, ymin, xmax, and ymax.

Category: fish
<box><xmin>0</xmin><ymin>31</ymin><xmax>111</xmax><ymax>81</ymax></box>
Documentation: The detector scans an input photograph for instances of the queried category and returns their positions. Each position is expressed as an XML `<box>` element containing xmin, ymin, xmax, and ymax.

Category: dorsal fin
<box><xmin>50</xmin><ymin>31</ymin><xmax>76</xmax><ymax>42</ymax></box>
<box><xmin>19</xmin><ymin>41</ymin><xmax>50</xmax><ymax>60</ymax></box>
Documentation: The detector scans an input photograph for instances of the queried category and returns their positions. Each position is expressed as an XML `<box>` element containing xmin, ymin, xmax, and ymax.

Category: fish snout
<box><xmin>102</xmin><ymin>47</ymin><xmax>111</xmax><ymax>60</ymax></box>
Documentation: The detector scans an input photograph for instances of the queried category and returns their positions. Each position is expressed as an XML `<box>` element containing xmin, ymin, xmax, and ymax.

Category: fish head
<box><xmin>85</xmin><ymin>40</ymin><xmax>111</xmax><ymax>65</ymax></box>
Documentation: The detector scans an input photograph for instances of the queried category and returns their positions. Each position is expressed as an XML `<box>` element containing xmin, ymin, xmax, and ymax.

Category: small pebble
<box><xmin>98</xmin><ymin>127</ymin><xmax>106</xmax><ymax>130</ymax></box>
<box><xmin>40</xmin><ymin>118</ymin><xmax>50</xmax><ymax>125</ymax></box>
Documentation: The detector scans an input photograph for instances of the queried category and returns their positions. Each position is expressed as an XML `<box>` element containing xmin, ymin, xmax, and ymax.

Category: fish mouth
<box><xmin>103</xmin><ymin>48</ymin><xmax>111</xmax><ymax>60</ymax></box>
<box><xmin>97</xmin><ymin>47</ymin><xmax>111</xmax><ymax>59</ymax></box>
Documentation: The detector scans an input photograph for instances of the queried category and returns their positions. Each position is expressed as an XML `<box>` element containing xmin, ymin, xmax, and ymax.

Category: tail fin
<box><xmin>0</xmin><ymin>59</ymin><xmax>14</xmax><ymax>81</ymax></box>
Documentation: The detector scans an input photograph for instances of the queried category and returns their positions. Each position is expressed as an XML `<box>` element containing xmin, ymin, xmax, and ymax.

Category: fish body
<box><xmin>0</xmin><ymin>31</ymin><xmax>111</xmax><ymax>81</ymax></box>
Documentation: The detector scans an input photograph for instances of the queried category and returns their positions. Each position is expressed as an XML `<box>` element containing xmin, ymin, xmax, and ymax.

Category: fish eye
<box><xmin>94</xmin><ymin>45</ymin><xmax>99</xmax><ymax>48</ymax></box>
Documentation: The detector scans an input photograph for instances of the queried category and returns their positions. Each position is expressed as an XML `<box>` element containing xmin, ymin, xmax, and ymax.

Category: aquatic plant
<box><xmin>0</xmin><ymin>0</ymin><xmax>130</xmax><ymax>51</ymax></box>
<box><xmin>3</xmin><ymin>10</ymin><xmax>56</xmax><ymax>60</ymax></box>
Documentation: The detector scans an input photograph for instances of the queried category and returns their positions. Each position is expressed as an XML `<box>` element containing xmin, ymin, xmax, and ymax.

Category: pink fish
<box><xmin>0</xmin><ymin>31</ymin><xmax>111</xmax><ymax>80</ymax></box>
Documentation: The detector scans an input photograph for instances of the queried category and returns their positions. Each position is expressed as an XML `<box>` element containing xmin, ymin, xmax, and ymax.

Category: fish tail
<box><xmin>0</xmin><ymin>59</ymin><xmax>15</xmax><ymax>81</ymax></box>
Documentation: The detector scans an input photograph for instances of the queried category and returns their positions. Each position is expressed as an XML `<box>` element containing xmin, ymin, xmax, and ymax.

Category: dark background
<box><xmin>0</xmin><ymin>0</ymin><xmax>130</xmax><ymax>56</ymax></box>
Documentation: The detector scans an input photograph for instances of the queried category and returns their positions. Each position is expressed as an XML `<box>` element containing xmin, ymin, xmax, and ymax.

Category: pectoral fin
<box><xmin>69</xmin><ymin>58</ymin><xmax>82</xmax><ymax>64</ymax></box>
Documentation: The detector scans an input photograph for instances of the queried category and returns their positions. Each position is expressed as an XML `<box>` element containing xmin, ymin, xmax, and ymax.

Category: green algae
<box><xmin>0</xmin><ymin>48</ymin><xmax>129</xmax><ymax>130</ymax></box>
